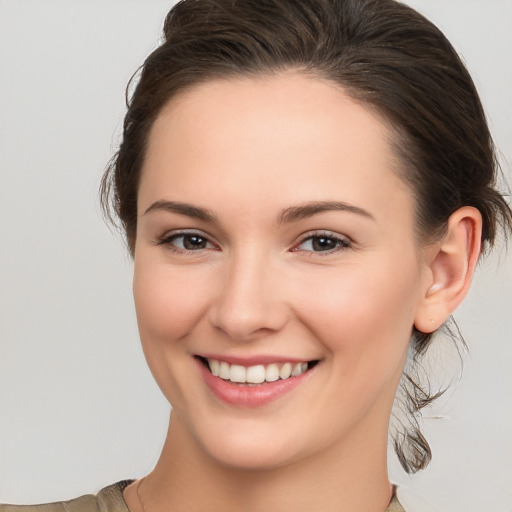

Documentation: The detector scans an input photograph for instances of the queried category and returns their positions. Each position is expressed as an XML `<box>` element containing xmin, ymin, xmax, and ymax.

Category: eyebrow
<box><xmin>143</xmin><ymin>199</ymin><xmax>374</xmax><ymax>225</ymax></box>
<box><xmin>278</xmin><ymin>201</ymin><xmax>375</xmax><ymax>224</ymax></box>
<box><xmin>143</xmin><ymin>200</ymin><xmax>218</xmax><ymax>223</ymax></box>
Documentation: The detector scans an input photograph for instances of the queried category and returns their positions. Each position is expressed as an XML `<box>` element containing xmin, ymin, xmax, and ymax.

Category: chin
<box><xmin>190</xmin><ymin>418</ymin><xmax>305</xmax><ymax>471</ymax></box>
<box><xmin>205</xmin><ymin>441</ymin><xmax>297</xmax><ymax>472</ymax></box>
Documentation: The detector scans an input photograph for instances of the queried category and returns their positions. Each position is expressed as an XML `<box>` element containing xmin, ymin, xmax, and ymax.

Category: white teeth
<box><xmin>219</xmin><ymin>361</ymin><xmax>230</xmax><ymax>380</ymax></box>
<box><xmin>279</xmin><ymin>362</ymin><xmax>292</xmax><ymax>379</ymax></box>
<box><xmin>205</xmin><ymin>358</ymin><xmax>312</xmax><ymax>384</ymax></box>
<box><xmin>208</xmin><ymin>359</ymin><xmax>220</xmax><ymax>377</ymax></box>
<box><xmin>265</xmin><ymin>363</ymin><xmax>280</xmax><ymax>382</ymax></box>
<box><xmin>229</xmin><ymin>364</ymin><xmax>246</xmax><ymax>383</ymax></box>
<box><xmin>246</xmin><ymin>365</ymin><xmax>266</xmax><ymax>384</ymax></box>
<box><xmin>291</xmin><ymin>363</ymin><xmax>303</xmax><ymax>377</ymax></box>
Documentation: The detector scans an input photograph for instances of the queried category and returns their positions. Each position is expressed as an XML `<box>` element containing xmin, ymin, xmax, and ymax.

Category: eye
<box><xmin>157</xmin><ymin>231</ymin><xmax>216</xmax><ymax>253</ymax></box>
<box><xmin>293</xmin><ymin>232</ymin><xmax>351</xmax><ymax>253</ymax></box>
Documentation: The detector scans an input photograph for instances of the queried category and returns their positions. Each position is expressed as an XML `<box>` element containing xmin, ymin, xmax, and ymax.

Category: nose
<box><xmin>208</xmin><ymin>250</ymin><xmax>290</xmax><ymax>341</ymax></box>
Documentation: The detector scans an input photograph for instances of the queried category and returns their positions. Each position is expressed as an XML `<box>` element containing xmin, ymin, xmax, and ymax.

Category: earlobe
<box><xmin>414</xmin><ymin>207</ymin><xmax>482</xmax><ymax>333</ymax></box>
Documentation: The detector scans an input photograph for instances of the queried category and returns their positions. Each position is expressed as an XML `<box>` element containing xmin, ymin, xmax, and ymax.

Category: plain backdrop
<box><xmin>0</xmin><ymin>1</ymin><xmax>511</xmax><ymax>511</ymax></box>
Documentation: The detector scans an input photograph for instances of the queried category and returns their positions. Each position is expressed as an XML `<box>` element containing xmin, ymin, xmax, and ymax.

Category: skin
<box><xmin>124</xmin><ymin>74</ymin><xmax>481</xmax><ymax>512</ymax></box>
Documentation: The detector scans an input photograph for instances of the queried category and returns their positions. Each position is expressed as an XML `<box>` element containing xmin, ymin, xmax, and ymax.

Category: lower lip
<box><xmin>197</xmin><ymin>360</ymin><xmax>315</xmax><ymax>408</ymax></box>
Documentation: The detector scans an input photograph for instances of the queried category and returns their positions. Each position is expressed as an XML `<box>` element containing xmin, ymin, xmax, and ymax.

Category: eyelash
<box><xmin>292</xmin><ymin>231</ymin><xmax>352</xmax><ymax>255</ymax></box>
<box><xmin>156</xmin><ymin>230</ymin><xmax>352</xmax><ymax>255</ymax></box>
<box><xmin>156</xmin><ymin>230</ymin><xmax>218</xmax><ymax>254</ymax></box>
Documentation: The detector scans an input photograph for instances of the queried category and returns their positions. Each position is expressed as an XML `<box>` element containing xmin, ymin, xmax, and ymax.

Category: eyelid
<box><xmin>156</xmin><ymin>228</ymin><xmax>219</xmax><ymax>251</ymax></box>
<box><xmin>291</xmin><ymin>230</ymin><xmax>352</xmax><ymax>254</ymax></box>
<box><xmin>155</xmin><ymin>228</ymin><xmax>351</xmax><ymax>255</ymax></box>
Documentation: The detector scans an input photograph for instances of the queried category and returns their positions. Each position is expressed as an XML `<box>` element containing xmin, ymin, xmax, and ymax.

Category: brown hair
<box><xmin>100</xmin><ymin>0</ymin><xmax>512</xmax><ymax>473</ymax></box>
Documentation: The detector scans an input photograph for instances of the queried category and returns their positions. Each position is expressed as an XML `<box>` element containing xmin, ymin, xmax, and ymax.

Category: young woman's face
<box><xmin>134</xmin><ymin>74</ymin><xmax>432</xmax><ymax>470</ymax></box>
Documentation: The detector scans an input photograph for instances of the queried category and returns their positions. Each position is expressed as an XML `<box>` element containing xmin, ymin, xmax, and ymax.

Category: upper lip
<box><xmin>196</xmin><ymin>353</ymin><xmax>318</xmax><ymax>366</ymax></box>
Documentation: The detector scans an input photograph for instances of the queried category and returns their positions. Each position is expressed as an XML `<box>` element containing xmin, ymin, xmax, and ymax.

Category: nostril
<box><xmin>207</xmin><ymin>271</ymin><xmax>291</xmax><ymax>341</ymax></box>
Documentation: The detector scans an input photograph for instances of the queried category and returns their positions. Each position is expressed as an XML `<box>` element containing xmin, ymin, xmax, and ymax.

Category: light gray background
<box><xmin>0</xmin><ymin>1</ymin><xmax>511</xmax><ymax>511</ymax></box>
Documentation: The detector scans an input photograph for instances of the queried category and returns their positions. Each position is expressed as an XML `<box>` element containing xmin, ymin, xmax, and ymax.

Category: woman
<box><xmin>1</xmin><ymin>0</ymin><xmax>510</xmax><ymax>511</ymax></box>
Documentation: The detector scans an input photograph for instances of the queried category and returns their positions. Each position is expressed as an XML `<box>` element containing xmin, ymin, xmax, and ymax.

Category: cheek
<box><xmin>294</xmin><ymin>258</ymin><xmax>421</xmax><ymax>421</ymax></box>
<box><xmin>133</xmin><ymin>260</ymin><xmax>212</xmax><ymax>344</ymax></box>
<box><xmin>132</xmin><ymin>258</ymin><xmax>216</xmax><ymax>408</ymax></box>
<box><xmin>294</xmin><ymin>255</ymin><xmax>421</xmax><ymax>367</ymax></box>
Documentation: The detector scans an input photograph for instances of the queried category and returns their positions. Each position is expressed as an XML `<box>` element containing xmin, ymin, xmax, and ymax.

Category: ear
<box><xmin>414</xmin><ymin>207</ymin><xmax>482</xmax><ymax>333</ymax></box>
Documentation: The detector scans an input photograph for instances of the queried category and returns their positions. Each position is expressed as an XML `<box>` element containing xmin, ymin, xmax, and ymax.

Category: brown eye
<box><xmin>295</xmin><ymin>233</ymin><xmax>351</xmax><ymax>253</ymax></box>
<box><xmin>311</xmin><ymin>236</ymin><xmax>338</xmax><ymax>251</ymax></box>
<box><xmin>181</xmin><ymin>234</ymin><xmax>208</xmax><ymax>250</ymax></box>
<box><xmin>158</xmin><ymin>232</ymin><xmax>214</xmax><ymax>252</ymax></box>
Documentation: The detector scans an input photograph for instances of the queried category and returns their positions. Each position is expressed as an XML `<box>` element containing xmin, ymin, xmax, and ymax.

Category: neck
<box><xmin>134</xmin><ymin>411</ymin><xmax>393</xmax><ymax>512</ymax></box>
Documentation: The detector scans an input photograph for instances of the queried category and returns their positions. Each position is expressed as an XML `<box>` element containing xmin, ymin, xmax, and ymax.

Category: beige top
<box><xmin>0</xmin><ymin>481</ymin><xmax>405</xmax><ymax>512</ymax></box>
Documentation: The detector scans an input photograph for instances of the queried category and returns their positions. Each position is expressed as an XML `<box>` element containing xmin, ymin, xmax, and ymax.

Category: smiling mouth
<box><xmin>196</xmin><ymin>356</ymin><xmax>319</xmax><ymax>385</ymax></box>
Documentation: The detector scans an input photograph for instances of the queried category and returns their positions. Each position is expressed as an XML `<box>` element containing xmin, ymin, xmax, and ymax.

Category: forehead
<box><xmin>139</xmin><ymin>73</ymin><xmax>412</xmax><ymax>226</ymax></box>
<box><xmin>148</xmin><ymin>74</ymin><xmax>393</xmax><ymax>163</ymax></box>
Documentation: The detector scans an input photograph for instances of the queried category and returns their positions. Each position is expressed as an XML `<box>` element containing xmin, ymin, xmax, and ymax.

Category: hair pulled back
<box><xmin>101</xmin><ymin>0</ymin><xmax>512</xmax><ymax>473</ymax></box>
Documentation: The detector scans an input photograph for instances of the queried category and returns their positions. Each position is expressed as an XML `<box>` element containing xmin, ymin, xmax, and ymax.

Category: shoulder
<box><xmin>386</xmin><ymin>487</ymin><xmax>406</xmax><ymax>512</ymax></box>
<box><xmin>0</xmin><ymin>481</ymin><xmax>133</xmax><ymax>512</ymax></box>
<box><xmin>3</xmin><ymin>480</ymin><xmax>404</xmax><ymax>512</ymax></box>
